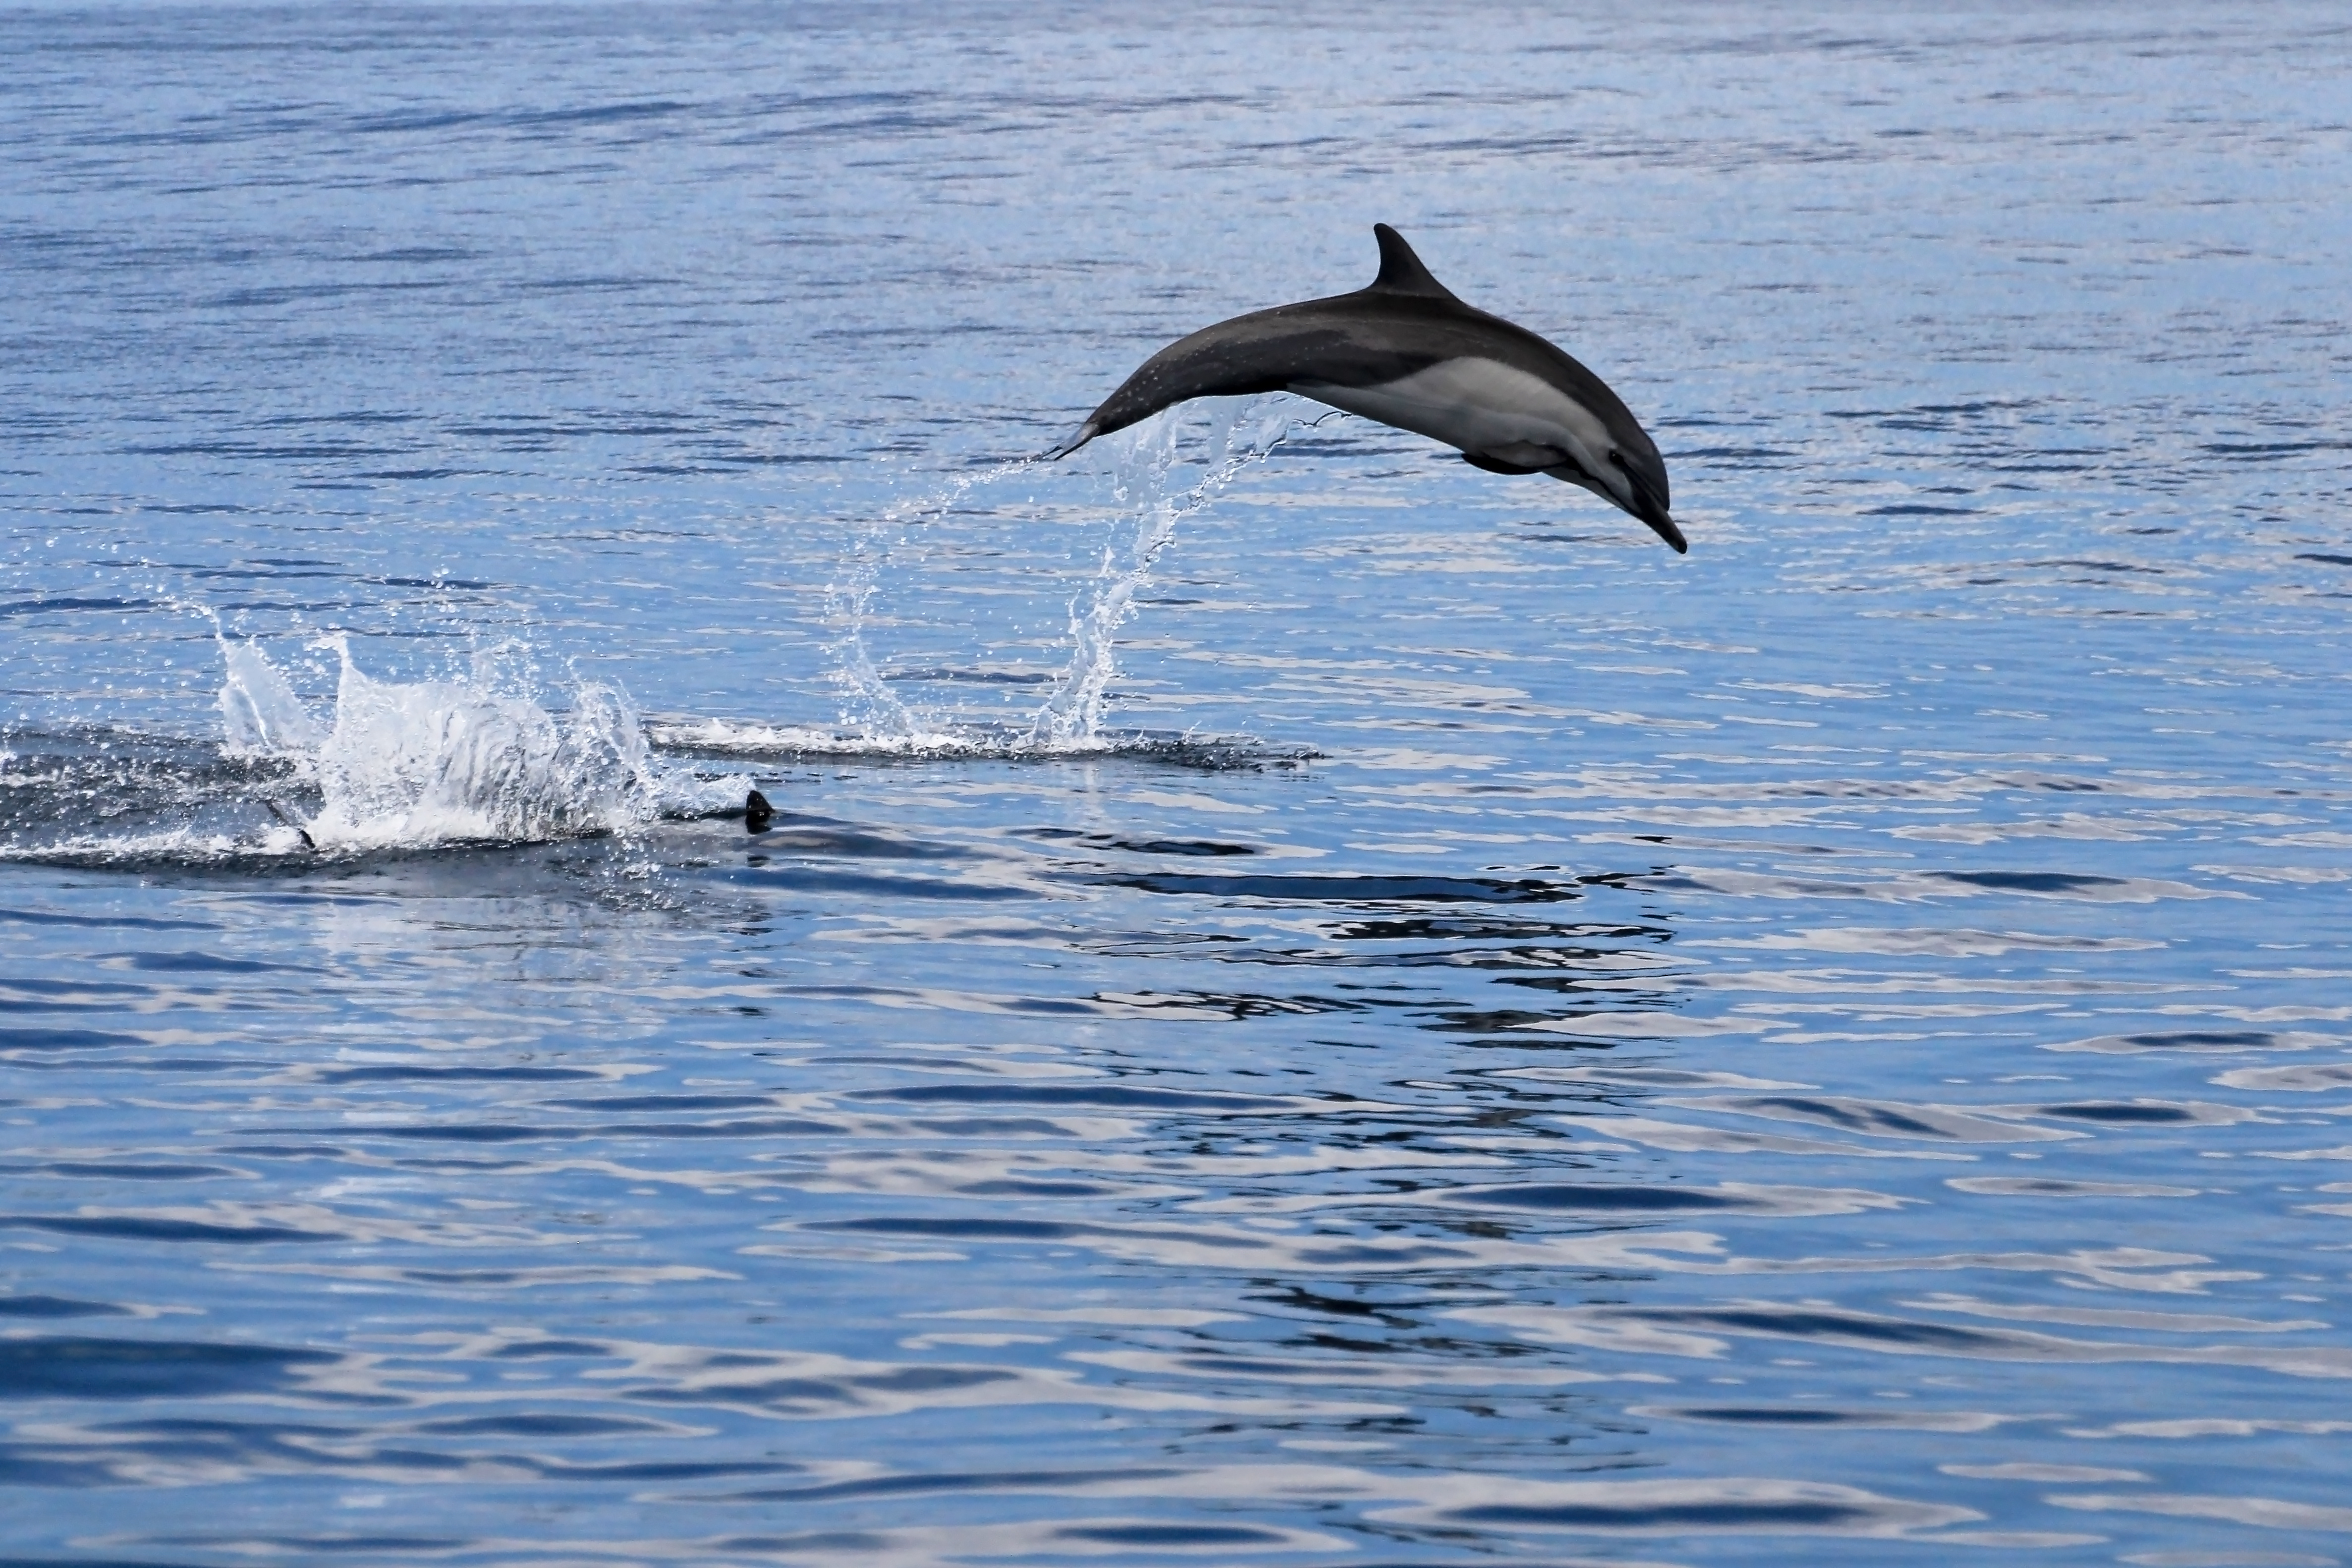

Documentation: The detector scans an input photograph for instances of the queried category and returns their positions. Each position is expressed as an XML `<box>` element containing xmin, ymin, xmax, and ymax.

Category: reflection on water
<box><xmin>5</xmin><ymin>0</ymin><xmax>2352</xmax><ymax>1564</ymax></box>
<box><xmin>6</xmin><ymin>756</ymin><xmax>2348</xmax><ymax>1562</ymax></box>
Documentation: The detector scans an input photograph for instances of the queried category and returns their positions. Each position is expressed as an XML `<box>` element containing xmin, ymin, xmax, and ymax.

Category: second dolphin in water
<box><xmin>1048</xmin><ymin>224</ymin><xmax>1684</xmax><ymax>553</ymax></box>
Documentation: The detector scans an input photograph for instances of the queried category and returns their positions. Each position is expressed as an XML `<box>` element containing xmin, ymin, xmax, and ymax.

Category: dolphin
<box><xmin>1046</xmin><ymin>224</ymin><xmax>1684</xmax><ymax>553</ymax></box>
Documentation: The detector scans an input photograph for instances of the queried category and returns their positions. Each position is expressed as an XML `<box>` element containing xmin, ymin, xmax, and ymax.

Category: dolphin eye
<box><xmin>1607</xmin><ymin>449</ymin><xmax>1625</xmax><ymax>468</ymax></box>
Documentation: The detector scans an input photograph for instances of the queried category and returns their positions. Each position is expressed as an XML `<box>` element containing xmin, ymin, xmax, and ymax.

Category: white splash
<box><xmin>306</xmin><ymin>640</ymin><xmax>657</xmax><ymax>848</ymax></box>
<box><xmin>219</xmin><ymin>636</ymin><xmax>326</xmax><ymax>756</ymax></box>
<box><xmin>215</xmin><ymin>637</ymin><xmax>735</xmax><ymax>851</ymax></box>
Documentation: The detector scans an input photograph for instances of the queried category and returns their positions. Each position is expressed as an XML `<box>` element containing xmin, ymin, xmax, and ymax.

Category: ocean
<box><xmin>3</xmin><ymin>2</ymin><xmax>2351</xmax><ymax>1563</ymax></box>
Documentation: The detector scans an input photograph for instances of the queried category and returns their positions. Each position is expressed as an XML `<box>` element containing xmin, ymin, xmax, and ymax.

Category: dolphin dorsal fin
<box><xmin>1368</xmin><ymin>224</ymin><xmax>1457</xmax><ymax>301</ymax></box>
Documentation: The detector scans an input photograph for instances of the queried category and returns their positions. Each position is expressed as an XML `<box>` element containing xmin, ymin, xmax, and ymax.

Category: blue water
<box><xmin>5</xmin><ymin>2</ymin><xmax>2352</xmax><ymax>1562</ymax></box>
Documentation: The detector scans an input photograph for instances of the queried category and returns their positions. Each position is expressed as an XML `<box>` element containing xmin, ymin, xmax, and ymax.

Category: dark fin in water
<box><xmin>1368</xmin><ymin>224</ymin><xmax>1458</xmax><ymax>302</ymax></box>
<box><xmin>744</xmin><ymin>789</ymin><xmax>774</xmax><ymax>834</ymax></box>
<box><xmin>262</xmin><ymin>798</ymin><xmax>315</xmax><ymax>851</ymax></box>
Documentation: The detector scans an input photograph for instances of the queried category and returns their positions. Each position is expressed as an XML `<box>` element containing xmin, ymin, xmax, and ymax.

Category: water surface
<box><xmin>4</xmin><ymin>3</ymin><xmax>2352</xmax><ymax>1563</ymax></box>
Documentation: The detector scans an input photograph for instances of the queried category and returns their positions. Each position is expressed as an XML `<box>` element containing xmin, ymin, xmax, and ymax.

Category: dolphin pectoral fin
<box><xmin>1461</xmin><ymin>450</ymin><xmax>1559</xmax><ymax>476</ymax></box>
<box><xmin>1043</xmin><ymin>420</ymin><xmax>1100</xmax><ymax>461</ymax></box>
<box><xmin>1462</xmin><ymin>451</ymin><xmax>1545</xmax><ymax>476</ymax></box>
<box><xmin>1463</xmin><ymin>442</ymin><xmax>1571</xmax><ymax>476</ymax></box>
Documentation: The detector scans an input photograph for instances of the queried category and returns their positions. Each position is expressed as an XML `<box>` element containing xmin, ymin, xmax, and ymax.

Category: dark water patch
<box><xmin>1330</xmin><ymin>916</ymin><xmax>1658</xmax><ymax>943</ymax></box>
<box><xmin>2205</xmin><ymin>440</ymin><xmax>2348</xmax><ymax>457</ymax></box>
<box><xmin>308</xmin><ymin>1064</ymin><xmax>606</xmax><ymax>1084</ymax></box>
<box><xmin>1656</xmin><ymin>1305</ymin><xmax>2016</xmax><ymax>1354</ymax></box>
<box><xmin>849</xmin><ymin>1082</ymin><xmax>1306</xmax><ymax>1111</ymax></box>
<box><xmin>1923</xmin><ymin>870</ymin><xmax>2131</xmax><ymax>895</ymax></box>
<box><xmin>727</xmin><ymin>867</ymin><xmax>1029</xmax><ymax>901</ymax></box>
<box><xmin>776</xmin><ymin>983</ymin><xmax>1112</xmax><ymax>1017</ymax></box>
<box><xmin>409</xmin><ymin>1413</ymin><xmax>688</xmax><ymax>1437</ymax></box>
<box><xmin>0</xmin><ymin>1338</ymin><xmax>337</xmax><ymax>1400</ymax></box>
<box><xmin>34</xmin><ymin>1163</ymin><xmax>237</xmax><ymax>1181</ymax></box>
<box><xmin>545</xmin><ymin>1093</ymin><xmax>776</xmax><ymax>1111</ymax></box>
<box><xmin>0</xmin><ymin>597</ymin><xmax>158</xmax><ymax>618</ymax></box>
<box><xmin>0</xmin><ymin>1294</ymin><xmax>130</xmax><ymax>1318</ymax></box>
<box><xmin>1099</xmin><ymin>871</ymin><xmax>1584</xmax><ymax>905</ymax></box>
<box><xmin>2048</xmin><ymin>1029</ymin><xmax>2296</xmax><ymax>1055</ymax></box>
<box><xmin>0</xmin><ymin>1028</ymin><xmax>149</xmax><ymax>1052</ymax></box>
<box><xmin>952</xmin><ymin>1178</ymin><xmax>1122</xmax><ymax>1197</ymax></box>
<box><xmin>731</xmin><ymin>1466</ymin><xmax>1182</xmax><ymax>1503</ymax></box>
<box><xmin>536</xmin><ymin>1456</ymin><xmax>805</xmax><ymax>1481</ymax></box>
<box><xmin>883</xmin><ymin>667</ymin><xmax>1056</xmax><ymax>685</ymax></box>
<box><xmin>2</xmin><ymin>1215</ymin><xmax>334</xmax><ymax>1244</ymax></box>
<box><xmin>185</xmin><ymin>564</ymin><xmax>358</xmax><ymax>581</ymax></box>
<box><xmin>1633</xmin><ymin>1404</ymin><xmax>1996</xmax><ymax>1428</ymax></box>
<box><xmin>1948</xmin><ymin>1176</ymin><xmax>2199</xmax><ymax>1197</ymax></box>
<box><xmin>1038</xmin><ymin>829</ymin><xmax>1260</xmax><ymax>857</ymax></box>
<box><xmin>744</xmin><ymin>826</ymin><xmax>969</xmax><ymax>859</ymax></box>
<box><xmin>1057</xmin><ymin>1523</ymin><xmax>1293</xmax><ymax>1546</ymax></box>
<box><xmin>1451</xmin><ymin>1497</ymin><xmax>1878</xmax><ymax>1530</ymax></box>
<box><xmin>341</xmin><ymin>1117</ymin><xmax>840</xmax><ymax>1142</ymax></box>
<box><xmin>810</xmin><ymin>1218</ymin><xmax>1079</xmax><ymax>1242</ymax></box>
<box><xmin>1098</xmin><ymin>987</ymin><xmax>1367</xmax><ymax>1019</ymax></box>
<box><xmin>0</xmin><ymin>909</ymin><xmax>214</xmax><ymax>931</ymax></box>
<box><xmin>1675</xmin><ymin>1095</ymin><xmax>2050</xmax><ymax>1143</ymax></box>
<box><xmin>1440</xmin><ymin>1183</ymin><xmax>1803</xmax><ymax>1214</ymax></box>
<box><xmin>364</xmin><ymin>574</ymin><xmax>500</xmax><ymax>591</ymax></box>
<box><xmin>509</xmin><ymin>98</ymin><xmax>695</xmax><ymax>130</ymax></box>
<box><xmin>0</xmin><ymin>1448</ymin><xmax>148</xmax><ymax>1487</ymax></box>
<box><xmin>2036</xmin><ymin>1101</ymin><xmax>2203</xmax><ymax>1123</ymax></box>
<box><xmin>627</xmin><ymin>1364</ymin><xmax>1021</xmax><ymax>1414</ymax></box>
<box><xmin>108</xmin><ymin>950</ymin><xmax>292</xmax><ymax>974</ymax></box>
<box><xmin>491</xmin><ymin>1340</ymin><xmax>614</xmax><ymax>1359</ymax></box>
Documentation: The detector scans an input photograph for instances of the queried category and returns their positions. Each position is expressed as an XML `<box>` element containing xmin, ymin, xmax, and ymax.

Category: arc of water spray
<box><xmin>828</xmin><ymin>396</ymin><xmax>1297</xmax><ymax>754</ymax></box>
<box><xmin>1024</xmin><ymin>396</ymin><xmax>1294</xmax><ymax>748</ymax></box>
<box><xmin>826</xmin><ymin>456</ymin><xmax>1043</xmax><ymax>744</ymax></box>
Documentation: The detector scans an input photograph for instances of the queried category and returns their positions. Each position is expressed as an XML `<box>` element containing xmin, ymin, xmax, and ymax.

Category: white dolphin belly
<box><xmin>1291</xmin><ymin>358</ymin><xmax>1628</xmax><ymax>505</ymax></box>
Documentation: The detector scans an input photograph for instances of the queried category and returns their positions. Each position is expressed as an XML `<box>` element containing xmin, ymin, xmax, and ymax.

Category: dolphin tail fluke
<box><xmin>1043</xmin><ymin>420</ymin><xmax>1099</xmax><ymax>461</ymax></box>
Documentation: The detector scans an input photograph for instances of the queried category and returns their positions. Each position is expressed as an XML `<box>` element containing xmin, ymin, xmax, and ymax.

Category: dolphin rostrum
<box><xmin>1046</xmin><ymin>224</ymin><xmax>1684</xmax><ymax>553</ymax></box>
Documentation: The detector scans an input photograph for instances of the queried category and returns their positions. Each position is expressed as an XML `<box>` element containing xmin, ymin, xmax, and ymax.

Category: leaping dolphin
<box><xmin>1046</xmin><ymin>225</ymin><xmax>1685</xmax><ymax>553</ymax></box>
